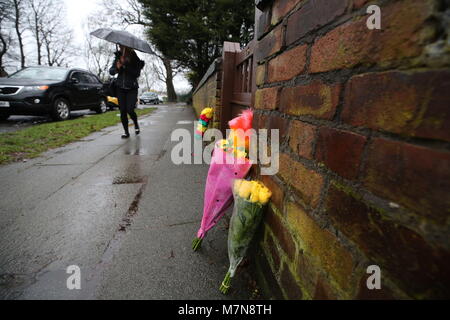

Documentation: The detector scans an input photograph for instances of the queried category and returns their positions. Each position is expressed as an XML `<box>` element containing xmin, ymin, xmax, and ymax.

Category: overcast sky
<box><xmin>63</xmin><ymin>0</ymin><xmax>190</xmax><ymax>92</ymax></box>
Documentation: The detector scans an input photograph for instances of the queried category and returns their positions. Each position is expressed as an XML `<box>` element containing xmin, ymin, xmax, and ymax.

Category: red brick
<box><xmin>326</xmin><ymin>184</ymin><xmax>450</xmax><ymax>298</ymax></box>
<box><xmin>342</xmin><ymin>70</ymin><xmax>450</xmax><ymax>142</ymax></box>
<box><xmin>259</xmin><ymin>175</ymin><xmax>284</xmax><ymax>210</ymax></box>
<box><xmin>257</xmin><ymin>8</ymin><xmax>272</xmax><ymax>40</ymax></box>
<box><xmin>254</xmin><ymin>250</ymin><xmax>285</xmax><ymax>299</ymax></box>
<box><xmin>313</xmin><ymin>276</ymin><xmax>338</xmax><ymax>300</ymax></box>
<box><xmin>268</xmin><ymin>115</ymin><xmax>290</xmax><ymax>141</ymax></box>
<box><xmin>315</xmin><ymin>127</ymin><xmax>367</xmax><ymax>180</ymax></box>
<box><xmin>286</xmin><ymin>0</ymin><xmax>347</xmax><ymax>46</ymax></box>
<box><xmin>279</xmin><ymin>153</ymin><xmax>324</xmax><ymax>208</ymax></box>
<box><xmin>254</xmin><ymin>86</ymin><xmax>281</xmax><ymax>110</ymax></box>
<box><xmin>265</xmin><ymin>206</ymin><xmax>297</xmax><ymax>261</ymax></box>
<box><xmin>267</xmin><ymin>45</ymin><xmax>307</xmax><ymax>83</ymax></box>
<box><xmin>255</xmin><ymin>26</ymin><xmax>284</xmax><ymax>62</ymax></box>
<box><xmin>252</xmin><ymin>112</ymin><xmax>268</xmax><ymax>130</ymax></box>
<box><xmin>296</xmin><ymin>251</ymin><xmax>319</xmax><ymax>296</ymax></box>
<box><xmin>310</xmin><ymin>0</ymin><xmax>436</xmax><ymax>73</ymax></box>
<box><xmin>287</xmin><ymin>202</ymin><xmax>355</xmax><ymax>291</ymax></box>
<box><xmin>265</xmin><ymin>231</ymin><xmax>281</xmax><ymax>272</ymax></box>
<box><xmin>280</xmin><ymin>80</ymin><xmax>341</xmax><ymax>120</ymax></box>
<box><xmin>363</xmin><ymin>138</ymin><xmax>450</xmax><ymax>224</ymax></box>
<box><xmin>353</xmin><ymin>0</ymin><xmax>371</xmax><ymax>9</ymax></box>
<box><xmin>271</xmin><ymin>0</ymin><xmax>301</xmax><ymax>25</ymax></box>
<box><xmin>280</xmin><ymin>264</ymin><xmax>303</xmax><ymax>299</ymax></box>
<box><xmin>255</xmin><ymin>64</ymin><xmax>265</xmax><ymax>86</ymax></box>
<box><xmin>288</xmin><ymin>120</ymin><xmax>317</xmax><ymax>159</ymax></box>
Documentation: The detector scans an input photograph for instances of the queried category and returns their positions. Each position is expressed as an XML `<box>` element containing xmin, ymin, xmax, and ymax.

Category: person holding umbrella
<box><xmin>110</xmin><ymin>45</ymin><xmax>144</xmax><ymax>138</ymax></box>
<box><xmin>90</xmin><ymin>28</ymin><xmax>154</xmax><ymax>139</ymax></box>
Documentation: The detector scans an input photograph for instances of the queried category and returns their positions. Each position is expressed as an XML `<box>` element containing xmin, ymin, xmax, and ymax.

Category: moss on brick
<box><xmin>286</xmin><ymin>202</ymin><xmax>355</xmax><ymax>292</ymax></box>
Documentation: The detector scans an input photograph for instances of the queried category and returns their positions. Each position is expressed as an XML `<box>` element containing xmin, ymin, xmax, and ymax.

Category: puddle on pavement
<box><xmin>139</xmin><ymin>120</ymin><xmax>158</xmax><ymax>126</ymax></box>
<box><xmin>122</xmin><ymin>137</ymin><xmax>149</xmax><ymax>155</ymax></box>
<box><xmin>123</xmin><ymin>149</ymin><xmax>149</xmax><ymax>156</ymax></box>
<box><xmin>112</xmin><ymin>176</ymin><xmax>145</xmax><ymax>185</ymax></box>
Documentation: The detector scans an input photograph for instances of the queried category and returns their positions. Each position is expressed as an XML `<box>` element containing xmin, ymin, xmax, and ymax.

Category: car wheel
<box><xmin>96</xmin><ymin>98</ymin><xmax>108</xmax><ymax>114</ymax></box>
<box><xmin>52</xmin><ymin>98</ymin><xmax>71</xmax><ymax>121</ymax></box>
<box><xmin>0</xmin><ymin>113</ymin><xmax>10</xmax><ymax>121</ymax></box>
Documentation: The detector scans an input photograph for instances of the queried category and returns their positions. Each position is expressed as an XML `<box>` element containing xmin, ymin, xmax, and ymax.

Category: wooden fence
<box><xmin>219</xmin><ymin>40</ymin><xmax>256</xmax><ymax>133</ymax></box>
<box><xmin>192</xmin><ymin>40</ymin><xmax>256</xmax><ymax>135</ymax></box>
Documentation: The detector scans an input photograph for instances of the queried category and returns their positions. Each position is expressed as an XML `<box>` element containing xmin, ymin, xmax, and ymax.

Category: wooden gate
<box><xmin>219</xmin><ymin>40</ymin><xmax>256</xmax><ymax>134</ymax></box>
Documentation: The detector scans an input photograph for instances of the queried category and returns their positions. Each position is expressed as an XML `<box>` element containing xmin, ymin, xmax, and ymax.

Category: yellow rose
<box><xmin>238</xmin><ymin>181</ymin><xmax>252</xmax><ymax>199</ymax></box>
<box><xmin>251</xmin><ymin>181</ymin><xmax>261</xmax><ymax>196</ymax></box>
<box><xmin>260</xmin><ymin>186</ymin><xmax>270</xmax><ymax>195</ymax></box>
<box><xmin>259</xmin><ymin>189</ymin><xmax>272</xmax><ymax>205</ymax></box>
<box><xmin>250</xmin><ymin>192</ymin><xmax>259</xmax><ymax>203</ymax></box>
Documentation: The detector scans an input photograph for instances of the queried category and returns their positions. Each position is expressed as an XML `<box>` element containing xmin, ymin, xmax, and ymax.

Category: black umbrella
<box><xmin>90</xmin><ymin>28</ymin><xmax>154</xmax><ymax>54</ymax></box>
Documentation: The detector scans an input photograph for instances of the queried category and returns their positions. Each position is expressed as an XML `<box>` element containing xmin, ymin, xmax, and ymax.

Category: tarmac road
<box><xmin>0</xmin><ymin>104</ymin><xmax>254</xmax><ymax>300</ymax></box>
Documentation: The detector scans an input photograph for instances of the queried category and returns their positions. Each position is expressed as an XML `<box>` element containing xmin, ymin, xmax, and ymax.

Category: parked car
<box><xmin>139</xmin><ymin>92</ymin><xmax>160</xmax><ymax>105</ymax></box>
<box><xmin>0</xmin><ymin>66</ymin><xmax>108</xmax><ymax>121</ymax></box>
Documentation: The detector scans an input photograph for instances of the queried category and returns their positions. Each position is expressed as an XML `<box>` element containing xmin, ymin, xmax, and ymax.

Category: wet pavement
<box><xmin>0</xmin><ymin>104</ymin><xmax>253</xmax><ymax>300</ymax></box>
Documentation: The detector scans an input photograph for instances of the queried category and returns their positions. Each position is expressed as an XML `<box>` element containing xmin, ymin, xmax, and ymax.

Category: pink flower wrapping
<box><xmin>196</xmin><ymin>147</ymin><xmax>252</xmax><ymax>239</ymax></box>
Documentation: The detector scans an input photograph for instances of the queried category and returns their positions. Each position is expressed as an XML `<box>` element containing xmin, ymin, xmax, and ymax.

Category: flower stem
<box><xmin>219</xmin><ymin>271</ymin><xmax>232</xmax><ymax>294</ymax></box>
<box><xmin>192</xmin><ymin>237</ymin><xmax>203</xmax><ymax>251</ymax></box>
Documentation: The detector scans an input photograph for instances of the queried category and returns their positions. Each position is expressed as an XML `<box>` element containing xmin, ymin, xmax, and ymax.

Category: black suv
<box><xmin>0</xmin><ymin>66</ymin><xmax>108</xmax><ymax>121</ymax></box>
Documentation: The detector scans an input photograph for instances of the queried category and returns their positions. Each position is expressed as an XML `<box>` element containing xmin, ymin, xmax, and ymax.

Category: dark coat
<box><xmin>109</xmin><ymin>52</ymin><xmax>145</xmax><ymax>90</ymax></box>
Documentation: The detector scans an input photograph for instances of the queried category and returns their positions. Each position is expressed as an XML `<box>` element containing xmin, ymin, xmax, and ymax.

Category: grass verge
<box><xmin>0</xmin><ymin>108</ymin><xmax>156</xmax><ymax>165</ymax></box>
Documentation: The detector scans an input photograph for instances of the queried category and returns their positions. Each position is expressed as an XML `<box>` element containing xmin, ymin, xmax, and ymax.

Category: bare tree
<box><xmin>26</xmin><ymin>0</ymin><xmax>50</xmax><ymax>65</ymax></box>
<box><xmin>152</xmin><ymin>57</ymin><xmax>180</xmax><ymax>100</ymax></box>
<box><xmin>105</xmin><ymin>0</ymin><xmax>179</xmax><ymax>101</ymax></box>
<box><xmin>139</xmin><ymin>55</ymin><xmax>158</xmax><ymax>92</ymax></box>
<box><xmin>12</xmin><ymin>0</ymin><xmax>26</xmax><ymax>68</ymax></box>
<box><xmin>39</xmin><ymin>1</ymin><xmax>76</xmax><ymax>67</ymax></box>
<box><xmin>0</xmin><ymin>0</ymin><xmax>14</xmax><ymax>76</ymax></box>
<box><xmin>84</xmin><ymin>11</ymin><xmax>116</xmax><ymax>81</ymax></box>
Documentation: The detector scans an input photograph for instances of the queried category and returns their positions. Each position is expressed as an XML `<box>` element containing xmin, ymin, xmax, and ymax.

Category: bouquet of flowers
<box><xmin>220</xmin><ymin>179</ymin><xmax>272</xmax><ymax>294</ymax></box>
<box><xmin>195</xmin><ymin>107</ymin><xmax>214</xmax><ymax>140</ymax></box>
<box><xmin>192</xmin><ymin>110</ymin><xmax>254</xmax><ymax>251</ymax></box>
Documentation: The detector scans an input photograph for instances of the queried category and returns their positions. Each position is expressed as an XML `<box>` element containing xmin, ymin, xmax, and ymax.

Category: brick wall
<box><xmin>192</xmin><ymin>60</ymin><xmax>223</xmax><ymax>129</ymax></box>
<box><xmin>252</xmin><ymin>0</ymin><xmax>450</xmax><ymax>299</ymax></box>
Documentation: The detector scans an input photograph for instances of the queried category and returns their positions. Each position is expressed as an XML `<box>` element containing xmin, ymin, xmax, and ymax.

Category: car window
<box><xmin>86</xmin><ymin>74</ymin><xmax>100</xmax><ymax>84</ymax></box>
<box><xmin>71</xmin><ymin>72</ymin><xmax>83</xmax><ymax>83</ymax></box>
<box><xmin>79</xmin><ymin>73</ymin><xmax>93</xmax><ymax>84</ymax></box>
<box><xmin>9</xmin><ymin>67</ymin><xmax>68</xmax><ymax>81</ymax></box>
